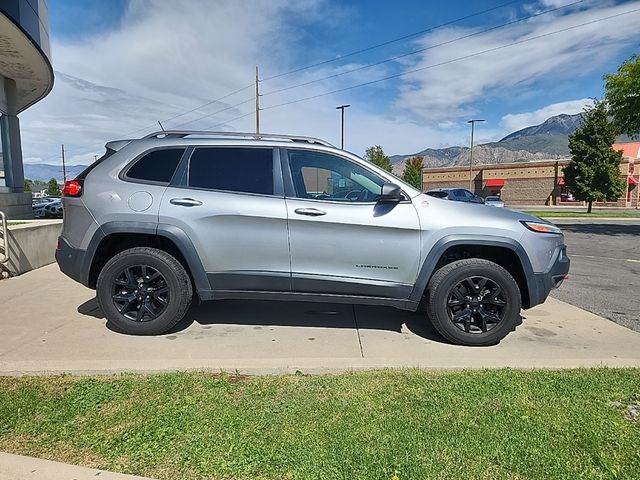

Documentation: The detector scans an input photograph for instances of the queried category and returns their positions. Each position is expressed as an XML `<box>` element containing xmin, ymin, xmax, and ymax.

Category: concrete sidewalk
<box><xmin>0</xmin><ymin>453</ymin><xmax>153</xmax><ymax>480</ymax></box>
<box><xmin>2</xmin><ymin>264</ymin><xmax>640</xmax><ymax>375</ymax></box>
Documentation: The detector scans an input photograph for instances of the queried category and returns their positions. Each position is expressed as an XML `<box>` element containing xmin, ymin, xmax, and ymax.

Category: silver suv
<box><xmin>56</xmin><ymin>131</ymin><xmax>569</xmax><ymax>346</ymax></box>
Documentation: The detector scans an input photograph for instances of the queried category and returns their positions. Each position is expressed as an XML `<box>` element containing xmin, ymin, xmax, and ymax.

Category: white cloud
<box><xmin>500</xmin><ymin>98</ymin><xmax>593</xmax><ymax>132</ymax></box>
<box><xmin>394</xmin><ymin>1</ymin><xmax>640</xmax><ymax>122</ymax></box>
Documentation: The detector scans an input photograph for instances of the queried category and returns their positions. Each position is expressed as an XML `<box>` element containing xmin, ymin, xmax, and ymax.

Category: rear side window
<box><xmin>126</xmin><ymin>148</ymin><xmax>185</xmax><ymax>184</ymax></box>
<box><xmin>188</xmin><ymin>147</ymin><xmax>273</xmax><ymax>195</ymax></box>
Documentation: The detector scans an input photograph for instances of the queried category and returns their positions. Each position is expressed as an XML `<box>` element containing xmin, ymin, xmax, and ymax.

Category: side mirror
<box><xmin>379</xmin><ymin>182</ymin><xmax>403</xmax><ymax>203</ymax></box>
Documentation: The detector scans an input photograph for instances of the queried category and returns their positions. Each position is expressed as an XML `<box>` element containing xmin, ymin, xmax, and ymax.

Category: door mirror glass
<box><xmin>379</xmin><ymin>182</ymin><xmax>403</xmax><ymax>203</ymax></box>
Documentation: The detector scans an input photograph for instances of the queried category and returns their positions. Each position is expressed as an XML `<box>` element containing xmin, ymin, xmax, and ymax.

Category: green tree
<box><xmin>604</xmin><ymin>55</ymin><xmax>640</xmax><ymax>138</ymax></box>
<box><xmin>402</xmin><ymin>155</ymin><xmax>424</xmax><ymax>190</ymax></box>
<box><xmin>46</xmin><ymin>178</ymin><xmax>61</xmax><ymax>196</ymax></box>
<box><xmin>24</xmin><ymin>179</ymin><xmax>33</xmax><ymax>192</ymax></box>
<box><xmin>563</xmin><ymin>101</ymin><xmax>626</xmax><ymax>213</ymax></box>
<box><xmin>364</xmin><ymin>145</ymin><xmax>393</xmax><ymax>173</ymax></box>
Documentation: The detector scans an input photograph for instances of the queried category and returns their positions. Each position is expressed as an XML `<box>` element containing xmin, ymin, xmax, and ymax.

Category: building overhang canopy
<box><xmin>0</xmin><ymin>12</ymin><xmax>54</xmax><ymax>114</ymax></box>
<box><xmin>485</xmin><ymin>178</ymin><xmax>505</xmax><ymax>188</ymax></box>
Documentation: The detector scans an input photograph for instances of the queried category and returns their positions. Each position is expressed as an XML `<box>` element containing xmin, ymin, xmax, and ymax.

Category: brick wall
<box><xmin>422</xmin><ymin>158</ymin><xmax>639</xmax><ymax>208</ymax></box>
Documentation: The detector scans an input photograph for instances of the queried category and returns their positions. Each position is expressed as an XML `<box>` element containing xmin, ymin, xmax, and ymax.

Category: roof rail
<box><xmin>142</xmin><ymin>130</ymin><xmax>335</xmax><ymax>147</ymax></box>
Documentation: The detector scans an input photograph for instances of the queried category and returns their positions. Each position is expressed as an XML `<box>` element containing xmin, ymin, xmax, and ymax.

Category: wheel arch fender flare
<box><xmin>83</xmin><ymin>221</ymin><xmax>210</xmax><ymax>293</ymax></box>
<box><xmin>409</xmin><ymin>234</ymin><xmax>536</xmax><ymax>304</ymax></box>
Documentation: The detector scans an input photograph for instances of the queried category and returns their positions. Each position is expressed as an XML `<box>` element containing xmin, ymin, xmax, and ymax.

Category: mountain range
<box><xmin>23</xmin><ymin>164</ymin><xmax>88</xmax><ymax>183</ymax></box>
<box><xmin>389</xmin><ymin>113</ymin><xmax>585</xmax><ymax>174</ymax></box>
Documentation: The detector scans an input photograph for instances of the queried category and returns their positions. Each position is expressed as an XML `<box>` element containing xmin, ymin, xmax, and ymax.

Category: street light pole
<box><xmin>336</xmin><ymin>104</ymin><xmax>350</xmax><ymax>149</ymax></box>
<box><xmin>467</xmin><ymin>119</ymin><xmax>485</xmax><ymax>191</ymax></box>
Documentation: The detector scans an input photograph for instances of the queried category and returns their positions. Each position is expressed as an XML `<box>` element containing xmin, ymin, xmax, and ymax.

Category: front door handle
<box><xmin>294</xmin><ymin>208</ymin><xmax>326</xmax><ymax>217</ymax></box>
<box><xmin>170</xmin><ymin>197</ymin><xmax>202</xmax><ymax>207</ymax></box>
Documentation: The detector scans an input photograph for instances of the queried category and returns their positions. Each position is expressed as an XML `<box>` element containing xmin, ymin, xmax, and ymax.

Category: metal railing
<box><xmin>142</xmin><ymin>130</ymin><xmax>335</xmax><ymax>147</ymax></box>
<box><xmin>0</xmin><ymin>210</ymin><xmax>9</xmax><ymax>264</ymax></box>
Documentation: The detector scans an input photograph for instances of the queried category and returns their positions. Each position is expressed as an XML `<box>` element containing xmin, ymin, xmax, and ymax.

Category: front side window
<box><xmin>188</xmin><ymin>147</ymin><xmax>274</xmax><ymax>195</ymax></box>
<box><xmin>287</xmin><ymin>150</ymin><xmax>384</xmax><ymax>202</ymax></box>
<box><xmin>126</xmin><ymin>148</ymin><xmax>185</xmax><ymax>184</ymax></box>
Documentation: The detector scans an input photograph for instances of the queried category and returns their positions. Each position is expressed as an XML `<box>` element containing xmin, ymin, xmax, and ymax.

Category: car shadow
<box><xmin>77</xmin><ymin>297</ymin><xmax>452</xmax><ymax>344</ymax></box>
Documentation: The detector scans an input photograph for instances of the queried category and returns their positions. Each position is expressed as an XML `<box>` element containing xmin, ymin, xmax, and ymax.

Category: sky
<box><xmin>18</xmin><ymin>0</ymin><xmax>640</xmax><ymax>165</ymax></box>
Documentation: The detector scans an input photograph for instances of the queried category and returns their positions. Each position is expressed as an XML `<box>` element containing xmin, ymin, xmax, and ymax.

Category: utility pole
<box><xmin>61</xmin><ymin>144</ymin><xmax>67</xmax><ymax>183</ymax></box>
<box><xmin>336</xmin><ymin>104</ymin><xmax>350</xmax><ymax>149</ymax></box>
<box><xmin>467</xmin><ymin>119</ymin><xmax>485</xmax><ymax>191</ymax></box>
<box><xmin>255</xmin><ymin>66</ymin><xmax>260</xmax><ymax>135</ymax></box>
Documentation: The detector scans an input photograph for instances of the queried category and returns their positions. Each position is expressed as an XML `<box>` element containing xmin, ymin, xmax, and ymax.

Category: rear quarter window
<box><xmin>125</xmin><ymin>148</ymin><xmax>186</xmax><ymax>184</ymax></box>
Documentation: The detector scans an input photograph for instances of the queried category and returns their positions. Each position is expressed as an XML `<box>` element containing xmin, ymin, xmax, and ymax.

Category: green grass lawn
<box><xmin>1</xmin><ymin>369</ymin><xmax>639</xmax><ymax>479</ymax></box>
<box><xmin>523</xmin><ymin>210</ymin><xmax>640</xmax><ymax>218</ymax></box>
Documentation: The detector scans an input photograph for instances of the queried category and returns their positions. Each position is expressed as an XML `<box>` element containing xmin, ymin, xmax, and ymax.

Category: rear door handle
<box><xmin>294</xmin><ymin>208</ymin><xmax>326</xmax><ymax>217</ymax></box>
<box><xmin>170</xmin><ymin>197</ymin><xmax>202</xmax><ymax>207</ymax></box>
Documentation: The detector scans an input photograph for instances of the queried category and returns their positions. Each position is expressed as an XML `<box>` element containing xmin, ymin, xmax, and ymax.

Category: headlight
<box><xmin>521</xmin><ymin>221</ymin><xmax>562</xmax><ymax>234</ymax></box>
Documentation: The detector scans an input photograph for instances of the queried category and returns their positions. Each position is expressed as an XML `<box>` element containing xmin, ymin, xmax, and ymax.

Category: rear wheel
<box><xmin>426</xmin><ymin>258</ymin><xmax>521</xmax><ymax>346</ymax></box>
<box><xmin>96</xmin><ymin>247</ymin><xmax>192</xmax><ymax>335</ymax></box>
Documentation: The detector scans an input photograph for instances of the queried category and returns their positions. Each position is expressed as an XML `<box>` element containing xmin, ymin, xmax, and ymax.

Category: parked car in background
<box><xmin>484</xmin><ymin>196</ymin><xmax>505</xmax><ymax>207</ymax></box>
<box><xmin>33</xmin><ymin>197</ymin><xmax>63</xmax><ymax>218</ymax></box>
<box><xmin>426</xmin><ymin>188</ymin><xmax>484</xmax><ymax>204</ymax></box>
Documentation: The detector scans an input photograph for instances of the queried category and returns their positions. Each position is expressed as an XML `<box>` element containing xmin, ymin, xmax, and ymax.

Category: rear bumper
<box><xmin>526</xmin><ymin>244</ymin><xmax>570</xmax><ymax>308</ymax></box>
<box><xmin>55</xmin><ymin>236</ymin><xmax>90</xmax><ymax>287</ymax></box>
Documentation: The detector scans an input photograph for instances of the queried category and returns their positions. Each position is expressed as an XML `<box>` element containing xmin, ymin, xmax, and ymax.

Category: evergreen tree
<box><xmin>46</xmin><ymin>178</ymin><xmax>61</xmax><ymax>196</ymax></box>
<box><xmin>364</xmin><ymin>145</ymin><xmax>393</xmax><ymax>173</ymax></box>
<box><xmin>604</xmin><ymin>54</ymin><xmax>640</xmax><ymax>138</ymax></box>
<box><xmin>402</xmin><ymin>155</ymin><xmax>424</xmax><ymax>190</ymax></box>
<box><xmin>563</xmin><ymin>101</ymin><xmax>626</xmax><ymax>213</ymax></box>
<box><xmin>24</xmin><ymin>179</ymin><xmax>33</xmax><ymax>192</ymax></box>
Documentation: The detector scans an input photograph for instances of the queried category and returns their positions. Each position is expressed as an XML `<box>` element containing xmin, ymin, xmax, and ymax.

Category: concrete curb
<box><xmin>2</xmin><ymin>356</ymin><xmax>640</xmax><ymax>377</ymax></box>
<box><xmin>0</xmin><ymin>452</ymin><xmax>154</xmax><ymax>480</ymax></box>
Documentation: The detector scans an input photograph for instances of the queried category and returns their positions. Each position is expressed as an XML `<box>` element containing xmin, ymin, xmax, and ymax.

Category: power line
<box><xmin>261</xmin><ymin>0</ymin><xmax>524</xmax><ymax>81</ymax></box>
<box><xmin>261</xmin><ymin>7</ymin><xmax>640</xmax><ymax>113</ymax></box>
<box><xmin>119</xmin><ymin>82</ymin><xmax>254</xmax><ymax>137</ymax></box>
<box><xmin>262</xmin><ymin>0</ymin><xmax>586</xmax><ymax>98</ymax></box>
<box><xmin>172</xmin><ymin>96</ymin><xmax>255</xmax><ymax>128</ymax></box>
<box><xmin>204</xmin><ymin>111</ymin><xmax>255</xmax><ymax>130</ymax></box>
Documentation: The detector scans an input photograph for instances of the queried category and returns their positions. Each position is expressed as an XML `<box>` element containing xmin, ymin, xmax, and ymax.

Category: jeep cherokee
<box><xmin>56</xmin><ymin>131</ymin><xmax>569</xmax><ymax>346</ymax></box>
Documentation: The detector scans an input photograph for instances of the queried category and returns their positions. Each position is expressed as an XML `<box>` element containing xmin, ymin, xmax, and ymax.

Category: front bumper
<box><xmin>55</xmin><ymin>236</ymin><xmax>90</xmax><ymax>287</ymax></box>
<box><xmin>527</xmin><ymin>244</ymin><xmax>570</xmax><ymax>308</ymax></box>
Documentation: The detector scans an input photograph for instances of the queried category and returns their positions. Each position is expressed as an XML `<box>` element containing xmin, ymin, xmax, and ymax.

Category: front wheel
<box><xmin>96</xmin><ymin>247</ymin><xmax>193</xmax><ymax>335</ymax></box>
<box><xmin>426</xmin><ymin>258</ymin><xmax>521</xmax><ymax>346</ymax></box>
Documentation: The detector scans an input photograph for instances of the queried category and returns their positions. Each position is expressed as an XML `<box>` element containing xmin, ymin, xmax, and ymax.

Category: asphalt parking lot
<box><xmin>550</xmin><ymin>218</ymin><xmax>640</xmax><ymax>332</ymax></box>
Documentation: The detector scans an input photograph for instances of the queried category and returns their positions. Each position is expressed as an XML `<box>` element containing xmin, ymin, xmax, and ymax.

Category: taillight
<box><xmin>62</xmin><ymin>180</ymin><xmax>82</xmax><ymax>197</ymax></box>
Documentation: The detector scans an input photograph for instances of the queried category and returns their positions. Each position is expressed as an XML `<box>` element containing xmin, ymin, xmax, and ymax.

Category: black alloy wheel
<box><xmin>426</xmin><ymin>258</ymin><xmax>521</xmax><ymax>346</ymax></box>
<box><xmin>112</xmin><ymin>265</ymin><xmax>169</xmax><ymax>322</ymax></box>
<box><xmin>96</xmin><ymin>247</ymin><xmax>193</xmax><ymax>335</ymax></box>
<box><xmin>446</xmin><ymin>276</ymin><xmax>506</xmax><ymax>334</ymax></box>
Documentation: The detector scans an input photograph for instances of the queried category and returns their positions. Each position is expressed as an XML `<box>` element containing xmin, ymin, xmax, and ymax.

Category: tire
<box><xmin>96</xmin><ymin>247</ymin><xmax>193</xmax><ymax>335</ymax></box>
<box><xmin>426</xmin><ymin>258</ymin><xmax>521</xmax><ymax>346</ymax></box>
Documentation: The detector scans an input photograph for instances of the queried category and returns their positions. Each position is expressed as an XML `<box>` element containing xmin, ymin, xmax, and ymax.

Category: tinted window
<box><xmin>189</xmin><ymin>147</ymin><xmax>273</xmax><ymax>195</ymax></box>
<box><xmin>426</xmin><ymin>191</ymin><xmax>448</xmax><ymax>199</ymax></box>
<box><xmin>126</xmin><ymin>148</ymin><xmax>185</xmax><ymax>183</ymax></box>
<box><xmin>288</xmin><ymin>150</ymin><xmax>384</xmax><ymax>202</ymax></box>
